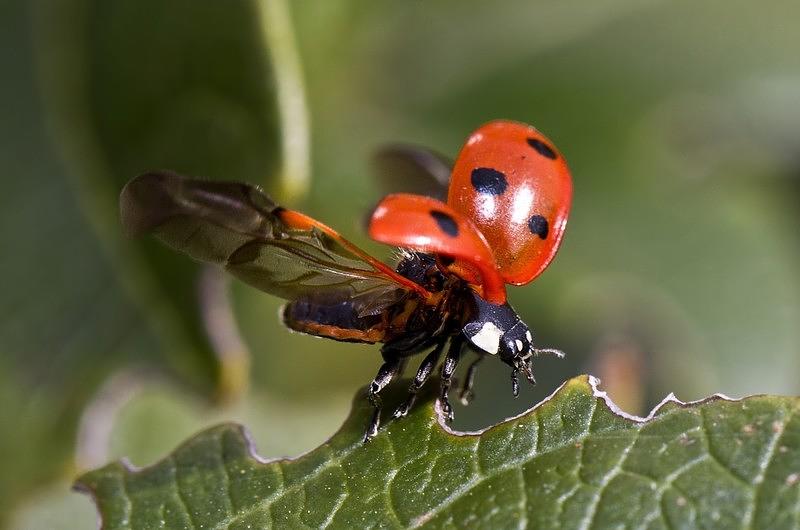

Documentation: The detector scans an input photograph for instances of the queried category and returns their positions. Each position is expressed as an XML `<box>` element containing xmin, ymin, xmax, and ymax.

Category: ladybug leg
<box><xmin>364</xmin><ymin>354</ymin><xmax>403</xmax><ymax>442</ymax></box>
<box><xmin>439</xmin><ymin>336</ymin><xmax>465</xmax><ymax>423</ymax></box>
<box><xmin>510</xmin><ymin>368</ymin><xmax>520</xmax><ymax>397</ymax></box>
<box><xmin>521</xmin><ymin>361</ymin><xmax>536</xmax><ymax>386</ymax></box>
<box><xmin>510</xmin><ymin>360</ymin><xmax>535</xmax><ymax>397</ymax></box>
<box><xmin>458</xmin><ymin>354</ymin><xmax>484</xmax><ymax>406</ymax></box>
<box><xmin>393</xmin><ymin>338</ymin><xmax>447</xmax><ymax>419</ymax></box>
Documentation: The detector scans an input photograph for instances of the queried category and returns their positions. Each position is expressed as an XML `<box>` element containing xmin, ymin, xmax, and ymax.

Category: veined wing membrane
<box><xmin>120</xmin><ymin>171</ymin><xmax>426</xmax><ymax>309</ymax></box>
<box><xmin>226</xmin><ymin>229</ymin><xmax>405</xmax><ymax>309</ymax></box>
<box><xmin>120</xmin><ymin>171</ymin><xmax>279</xmax><ymax>262</ymax></box>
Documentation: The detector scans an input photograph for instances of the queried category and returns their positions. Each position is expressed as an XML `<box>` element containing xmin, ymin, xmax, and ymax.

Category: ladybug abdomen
<box><xmin>282</xmin><ymin>298</ymin><xmax>388</xmax><ymax>343</ymax></box>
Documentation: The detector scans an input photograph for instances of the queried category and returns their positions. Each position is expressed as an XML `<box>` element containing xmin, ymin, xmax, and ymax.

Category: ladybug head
<box><xmin>497</xmin><ymin>320</ymin><xmax>534</xmax><ymax>363</ymax></box>
<box><xmin>462</xmin><ymin>294</ymin><xmax>533</xmax><ymax>364</ymax></box>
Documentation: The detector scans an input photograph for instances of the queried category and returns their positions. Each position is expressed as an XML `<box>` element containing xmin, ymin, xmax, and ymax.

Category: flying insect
<box><xmin>120</xmin><ymin>120</ymin><xmax>573</xmax><ymax>440</ymax></box>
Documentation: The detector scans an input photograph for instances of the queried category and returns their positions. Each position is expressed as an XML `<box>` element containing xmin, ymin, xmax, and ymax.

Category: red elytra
<box><xmin>369</xmin><ymin>120</ymin><xmax>572</xmax><ymax>302</ymax></box>
<box><xmin>447</xmin><ymin>120</ymin><xmax>573</xmax><ymax>286</ymax></box>
<box><xmin>368</xmin><ymin>193</ymin><xmax>506</xmax><ymax>304</ymax></box>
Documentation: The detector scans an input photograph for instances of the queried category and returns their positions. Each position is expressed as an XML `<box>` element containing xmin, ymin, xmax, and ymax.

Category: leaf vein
<box><xmin>218</xmin><ymin>441</ymin><xmax>360</xmax><ymax>528</ymax></box>
<box><xmin>743</xmin><ymin>406</ymin><xmax>794</xmax><ymax>529</ymax></box>
<box><xmin>555</xmin><ymin>483</ymin><xmax>581</xmax><ymax>526</ymax></box>
<box><xmin>383</xmin><ymin>435</ymin><xmax>407</xmax><ymax>528</ymax></box>
<box><xmin>217</xmin><ymin>432</ymin><xmax>236</xmax><ymax>517</ymax></box>
<box><xmin>699</xmin><ymin>408</ymin><xmax>752</xmax><ymax>489</ymax></box>
<box><xmin>171</xmin><ymin>455</ymin><xmax>199</xmax><ymax>530</ymax></box>
<box><xmin>119</xmin><ymin>467</ymin><xmax>133</xmax><ymax>530</ymax></box>
<box><xmin>576</xmin><ymin>430</ymin><xmax>638</xmax><ymax>530</ymax></box>
<box><xmin>637</xmin><ymin>454</ymin><xmax>709</xmax><ymax>530</ymax></box>
<box><xmin>320</xmin><ymin>489</ymin><xmax>348</xmax><ymax>529</ymax></box>
<box><xmin>408</xmin><ymin>428</ymin><xmax>613</xmax><ymax>528</ymax></box>
<box><xmin>516</xmin><ymin>467</ymin><xmax>529</xmax><ymax>530</ymax></box>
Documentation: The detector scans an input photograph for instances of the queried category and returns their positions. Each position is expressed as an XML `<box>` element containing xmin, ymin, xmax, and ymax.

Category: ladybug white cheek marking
<box><xmin>469</xmin><ymin>321</ymin><xmax>502</xmax><ymax>355</ymax></box>
<box><xmin>526</xmin><ymin>330</ymin><xmax>532</xmax><ymax>342</ymax></box>
<box><xmin>515</xmin><ymin>339</ymin><xmax>524</xmax><ymax>351</ymax></box>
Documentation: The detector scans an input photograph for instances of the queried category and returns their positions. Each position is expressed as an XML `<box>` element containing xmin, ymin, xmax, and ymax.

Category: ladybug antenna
<box><xmin>533</xmin><ymin>347</ymin><xmax>566</xmax><ymax>359</ymax></box>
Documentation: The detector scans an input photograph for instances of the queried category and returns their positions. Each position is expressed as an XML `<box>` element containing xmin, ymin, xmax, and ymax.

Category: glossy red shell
<box><xmin>369</xmin><ymin>194</ymin><xmax>507</xmax><ymax>303</ymax></box>
<box><xmin>447</xmin><ymin>120</ymin><xmax>573</xmax><ymax>285</ymax></box>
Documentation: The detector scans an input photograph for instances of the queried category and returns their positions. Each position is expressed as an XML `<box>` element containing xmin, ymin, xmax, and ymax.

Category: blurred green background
<box><xmin>3</xmin><ymin>0</ymin><xmax>799</xmax><ymax>527</ymax></box>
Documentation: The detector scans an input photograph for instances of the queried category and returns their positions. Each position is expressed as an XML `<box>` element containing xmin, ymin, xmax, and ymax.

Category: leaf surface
<box><xmin>77</xmin><ymin>375</ymin><xmax>800</xmax><ymax>529</ymax></box>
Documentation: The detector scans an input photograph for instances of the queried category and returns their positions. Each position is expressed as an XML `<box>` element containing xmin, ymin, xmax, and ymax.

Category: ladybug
<box><xmin>120</xmin><ymin>120</ymin><xmax>573</xmax><ymax>441</ymax></box>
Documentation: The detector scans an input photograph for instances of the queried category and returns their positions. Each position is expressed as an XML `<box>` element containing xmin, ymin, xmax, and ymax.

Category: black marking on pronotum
<box><xmin>526</xmin><ymin>137</ymin><xmax>557</xmax><ymax>160</ymax></box>
<box><xmin>470</xmin><ymin>168</ymin><xmax>508</xmax><ymax>195</ymax></box>
<box><xmin>528</xmin><ymin>215</ymin><xmax>549</xmax><ymax>239</ymax></box>
<box><xmin>430</xmin><ymin>210</ymin><xmax>459</xmax><ymax>237</ymax></box>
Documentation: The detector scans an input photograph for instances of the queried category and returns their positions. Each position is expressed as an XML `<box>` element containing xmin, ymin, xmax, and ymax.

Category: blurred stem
<box><xmin>75</xmin><ymin>369</ymin><xmax>148</xmax><ymax>470</ymax></box>
<box><xmin>198</xmin><ymin>266</ymin><xmax>250</xmax><ymax>402</ymax></box>
<box><xmin>256</xmin><ymin>0</ymin><xmax>310</xmax><ymax>200</ymax></box>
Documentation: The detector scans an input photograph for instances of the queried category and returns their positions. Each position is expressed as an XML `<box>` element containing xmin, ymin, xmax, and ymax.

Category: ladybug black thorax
<box><xmin>394</xmin><ymin>251</ymin><xmax>444</xmax><ymax>291</ymax></box>
<box><xmin>380</xmin><ymin>251</ymin><xmax>465</xmax><ymax>355</ymax></box>
<box><xmin>392</xmin><ymin>251</ymin><xmax>533</xmax><ymax>363</ymax></box>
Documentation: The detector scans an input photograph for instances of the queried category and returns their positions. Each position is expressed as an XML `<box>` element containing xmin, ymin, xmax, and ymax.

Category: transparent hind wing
<box><xmin>121</xmin><ymin>171</ymin><xmax>428</xmax><ymax>304</ymax></box>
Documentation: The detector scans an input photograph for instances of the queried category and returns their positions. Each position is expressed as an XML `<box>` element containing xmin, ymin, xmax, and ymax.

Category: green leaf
<box><xmin>77</xmin><ymin>375</ymin><xmax>800</xmax><ymax>529</ymax></box>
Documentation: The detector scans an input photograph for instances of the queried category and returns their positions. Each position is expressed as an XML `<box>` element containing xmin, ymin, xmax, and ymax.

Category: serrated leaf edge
<box><xmin>436</xmin><ymin>374</ymin><xmax>743</xmax><ymax>437</ymax></box>
<box><xmin>74</xmin><ymin>374</ymin><xmax>747</xmax><ymax>489</ymax></box>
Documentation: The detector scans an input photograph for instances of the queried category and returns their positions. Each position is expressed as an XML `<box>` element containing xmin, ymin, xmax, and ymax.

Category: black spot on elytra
<box><xmin>430</xmin><ymin>210</ymin><xmax>459</xmax><ymax>237</ymax></box>
<box><xmin>526</xmin><ymin>138</ymin><xmax>557</xmax><ymax>160</ymax></box>
<box><xmin>470</xmin><ymin>168</ymin><xmax>508</xmax><ymax>195</ymax></box>
<box><xmin>528</xmin><ymin>215</ymin><xmax>549</xmax><ymax>239</ymax></box>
